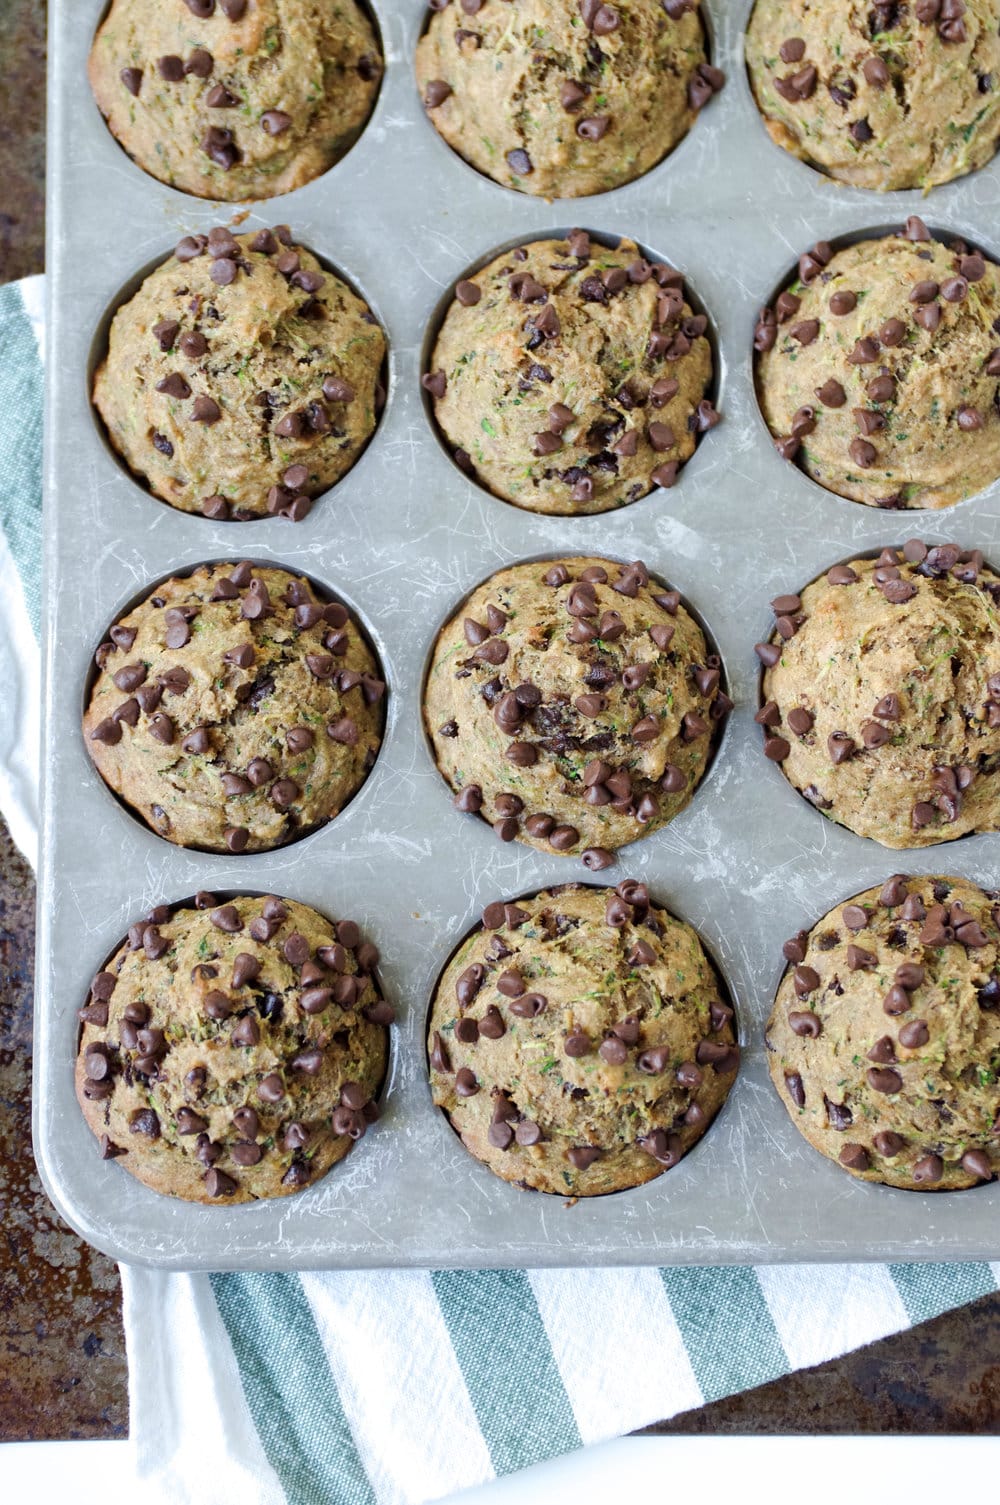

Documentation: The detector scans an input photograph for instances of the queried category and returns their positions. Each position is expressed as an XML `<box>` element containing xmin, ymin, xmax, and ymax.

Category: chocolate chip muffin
<box><xmin>93</xmin><ymin>227</ymin><xmax>386</xmax><ymax>521</ymax></box>
<box><xmin>77</xmin><ymin>893</ymin><xmax>393</xmax><ymax>1203</ymax></box>
<box><xmin>767</xmin><ymin>875</ymin><xmax>1000</xmax><ymax>1191</ymax></box>
<box><xmin>424</xmin><ymin>556</ymin><xmax>728</xmax><ymax>865</ymax></box>
<box><xmin>89</xmin><ymin>0</ymin><xmax>382</xmax><ymax>201</ymax></box>
<box><xmin>84</xmin><ymin>562</ymin><xmax>385</xmax><ymax>853</ymax></box>
<box><xmin>428</xmin><ymin>882</ymin><xmax>738</xmax><ymax>1196</ymax></box>
<box><xmin>425</xmin><ymin>232</ymin><xmax>718</xmax><ymax>515</ymax></box>
<box><xmin>416</xmin><ymin>0</ymin><xmax>722</xmax><ymax>199</ymax></box>
<box><xmin>746</xmin><ymin>0</ymin><xmax>1000</xmax><ymax>192</ymax></box>
<box><xmin>754</xmin><ymin>222</ymin><xmax>1000</xmax><ymax>510</ymax></box>
<box><xmin>755</xmin><ymin>542</ymin><xmax>1000</xmax><ymax>848</ymax></box>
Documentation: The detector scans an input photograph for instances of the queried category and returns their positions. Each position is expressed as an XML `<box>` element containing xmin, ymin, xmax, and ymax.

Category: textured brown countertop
<box><xmin>2</xmin><ymin>0</ymin><xmax>997</xmax><ymax>1447</ymax></box>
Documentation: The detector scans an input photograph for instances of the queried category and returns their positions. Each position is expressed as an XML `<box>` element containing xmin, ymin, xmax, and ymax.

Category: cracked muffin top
<box><xmin>424</xmin><ymin>555</ymin><xmax>729</xmax><ymax>867</ymax></box>
<box><xmin>754</xmin><ymin>222</ymin><xmax>1000</xmax><ymax>510</ymax></box>
<box><xmin>425</xmin><ymin>232</ymin><xmax>718</xmax><ymax>515</ymax></box>
<box><xmin>84</xmin><ymin>561</ymin><xmax>385</xmax><ymax>852</ymax></box>
<box><xmin>428</xmin><ymin>881</ymin><xmax>738</xmax><ymax>1196</ymax></box>
<box><xmin>755</xmin><ymin>542</ymin><xmax>1000</xmax><ymax>849</ymax></box>
<box><xmin>92</xmin><ymin>226</ymin><xmax>385</xmax><ymax>521</ymax></box>
<box><xmin>746</xmin><ymin>0</ymin><xmax>1000</xmax><ymax>193</ymax></box>
<box><xmin>767</xmin><ymin>874</ymin><xmax>1000</xmax><ymax>1191</ymax></box>
<box><xmin>77</xmin><ymin>893</ymin><xmax>393</xmax><ymax>1203</ymax></box>
<box><xmin>89</xmin><ymin>0</ymin><xmax>382</xmax><ymax>201</ymax></box>
<box><xmin>416</xmin><ymin>0</ymin><xmax>723</xmax><ymax>199</ymax></box>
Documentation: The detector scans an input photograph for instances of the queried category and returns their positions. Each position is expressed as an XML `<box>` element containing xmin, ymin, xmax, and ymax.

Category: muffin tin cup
<box><xmin>79</xmin><ymin>556</ymin><xmax>392</xmax><ymax>853</ymax></box>
<box><xmin>35</xmin><ymin>0</ymin><xmax>1000</xmax><ymax>1270</ymax></box>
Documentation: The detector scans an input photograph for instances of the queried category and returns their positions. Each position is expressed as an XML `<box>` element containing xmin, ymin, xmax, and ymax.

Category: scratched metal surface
<box><xmin>34</xmin><ymin>0</ymin><xmax>1000</xmax><ymax>1269</ymax></box>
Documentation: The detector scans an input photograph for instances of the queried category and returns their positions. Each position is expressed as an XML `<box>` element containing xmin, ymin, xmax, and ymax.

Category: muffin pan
<box><xmin>35</xmin><ymin>0</ymin><xmax>1000</xmax><ymax>1269</ymax></box>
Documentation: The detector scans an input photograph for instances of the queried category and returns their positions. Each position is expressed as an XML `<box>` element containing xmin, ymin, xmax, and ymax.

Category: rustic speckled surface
<box><xmin>1</xmin><ymin>0</ymin><xmax>997</xmax><ymax>1447</ymax></box>
<box><xmin>0</xmin><ymin>825</ymin><xmax>128</xmax><ymax>1439</ymax></box>
<box><xmin>0</xmin><ymin>3</ymin><xmax>44</xmax><ymax>285</ymax></box>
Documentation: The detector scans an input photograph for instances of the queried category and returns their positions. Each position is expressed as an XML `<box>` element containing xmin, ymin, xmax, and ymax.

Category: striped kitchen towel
<box><xmin>4</xmin><ymin>274</ymin><xmax>998</xmax><ymax>1505</ymax></box>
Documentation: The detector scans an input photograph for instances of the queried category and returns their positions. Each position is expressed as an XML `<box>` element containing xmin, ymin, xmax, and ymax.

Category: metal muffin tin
<box><xmin>36</xmin><ymin>0</ymin><xmax>1000</xmax><ymax>1269</ymax></box>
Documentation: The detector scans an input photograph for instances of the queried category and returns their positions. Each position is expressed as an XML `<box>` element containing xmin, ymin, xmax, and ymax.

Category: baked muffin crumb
<box><xmin>768</xmin><ymin>875</ymin><xmax>1000</xmax><ymax>1191</ymax></box>
<box><xmin>84</xmin><ymin>562</ymin><xmax>385</xmax><ymax>853</ymax></box>
<box><xmin>93</xmin><ymin>227</ymin><xmax>386</xmax><ymax>520</ymax></box>
<box><xmin>424</xmin><ymin>555</ymin><xmax>729</xmax><ymax>861</ymax></box>
<box><xmin>416</xmin><ymin>0</ymin><xmax>721</xmax><ymax>199</ymax></box>
<box><xmin>755</xmin><ymin>224</ymin><xmax>1000</xmax><ymax>510</ymax></box>
<box><xmin>89</xmin><ymin>0</ymin><xmax>382</xmax><ymax>200</ymax></box>
<box><xmin>429</xmin><ymin>881</ymin><xmax>738</xmax><ymax>1195</ymax></box>
<box><xmin>77</xmin><ymin>893</ymin><xmax>393</xmax><ymax>1203</ymax></box>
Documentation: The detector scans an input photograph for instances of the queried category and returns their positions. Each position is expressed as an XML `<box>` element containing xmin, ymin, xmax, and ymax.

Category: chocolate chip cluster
<box><xmin>429</xmin><ymin>882</ymin><xmax>738</xmax><ymax>1196</ymax></box>
<box><xmin>426</xmin><ymin>556</ymin><xmax>729</xmax><ymax>864</ymax></box>
<box><xmin>427</xmin><ymin>233</ymin><xmax>718</xmax><ymax>515</ymax></box>
<box><xmin>77</xmin><ymin>894</ymin><xmax>393</xmax><ymax>1203</ymax></box>
<box><xmin>755</xmin><ymin>222</ymin><xmax>1000</xmax><ymax>509</ymax></box>
<box><xmin>768</xmin><ymin>876</ymin><xmax>1000</xmax><ymax>1190</ymax></box>
<box><xmin>85</xmin><ymin>563</ymin><xmax>385</xmax><ymax>854</ymax></box>
<box><xmin>756</xmin><ymin>543</ymin><xmax>1000</xmax><ymax>848</ymax></box>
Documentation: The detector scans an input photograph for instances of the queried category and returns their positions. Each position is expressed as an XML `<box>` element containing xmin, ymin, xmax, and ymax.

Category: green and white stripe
<box><xmin>3</xmin><ymin>276</ymin><xmax>997</xmax><ymax>1505</ymax></box>
<box><xmin>152</xmin><ymin>1260</ymin><xmax>996</xmax><ymax>1505</ymax></box>
<box><xmin>0</xmin><ymin>277</ymin><xmax>42</xmax><ymax>867</ymax></box>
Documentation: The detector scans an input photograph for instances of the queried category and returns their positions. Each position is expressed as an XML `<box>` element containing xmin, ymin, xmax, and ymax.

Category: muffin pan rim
<box><xmin>35</xmin><ymin>0</ymin><xmax>1000</xmax><ymax>1269</ymax></box>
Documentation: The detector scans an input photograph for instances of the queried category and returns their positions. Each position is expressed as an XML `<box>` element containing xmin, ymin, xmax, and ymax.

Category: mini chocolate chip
<box><xmin>148</xmin><ymin>713</ymin><xmax>176</xmax><ymax>745</ymax></box>
<box><xmin>785</xmin><ymin>1072</ymin><xmax>806</xmax><ymax>1108</ymax></box>
<box><xmin>873</xmin><ymin>1130</ymin><xmax>905</xmax><ymax>1157</ymax></box>
<box><xmin>861</xmin><ymin>719</ymin><xmax>891</xmax><ymax>749</ymax></box>
<box><xmin>867</xmin><ymin>1066</ymin><xmax>902</xmax><ymax>1093</ymax></box>
<box><xmin>191</xmin><ymin>394</ymin><xmax>221</xmax><ymax>424</ymax></box>
<box><xmin>828</xmin><ymin>731</ymin><xmax>856</xmax><ymax>764</ymax></box>
<box><xmin>863</xmin><ymin>55</ymin><xmax>889</xmax><ymax>86</ymax></box>
<box><xmin>793</xmin><ymin>965</ymin><xmax>820</xmax><ymax>998</ymax></box>
<box><xmin>563</xmin><ymin>1027</ymin><xmax>596</xmax><ymax>1063</ymax></box>
<box><xmin>898</xmin><ymin>1019</ymin><xmax>929</xmax><ymax>1049</ymax></box>
<box><xmin>849</xmin><ymin>437</ymin><xmax>877</xmax><ymax>468</ymax></box>
<box><xmin>880</xmin><ymin>986</ymin><xmax>909</xmax><ymax>1024</ymax></box>
<box><xmin>599</xmin><ymin>1035</ymin><xmax>628</xmax><ymax>1065</ymax></box>
<box><xmin>429</xmin><ymin>1031</ymin><xmax>452</xmax><ymax>1074</ymax></box>
<box><xmin>895</xmin><ymin>963</ymin><xmax>925</xmax><ymax>991</ymax></box>
<box><xmin>577</xmin><ymin>115</ymin><xmax>611</xmax><ymax>141</ymax></box>
<box><xmin>912</xmin><ymin>1153</ymin><xmax>943</xmax><ymax>1184</ymax></box>
<box><xmin>560</xmin><ymin>78</ymin><xmax>588</xmax><ymax>111</ymax></box>
<box><xmin>790</xmin><ymin>319</ymin><xmax>819</xmax><ymax>346</ymax></box>
<box><xmin>961</xmin><ymin>1149</ymin><xmax>993</xmax><ymax>1181</ymax></box>
<box><xmin>210</xmin><ymin>904</ymin><xmax>243</xmax><ymax>933</ymax></box>
<box><xmin>455</xmin><ymin>1066</ymin><xmax>479</xmax><ymax>1097</ymax></box>
<box><xmin>779</xmin><ymin>37</ymin><xmax>806</xmax><ymax>62</ymax></box>
<box><xmin>839</xmin><ymin>1143</ymin><xmax>871</xmax><ymax>1172</ymax></box>
<box><xmin>130</xmin><ymin>1109</ymin><xmax>160</xmax><ymax>1139</ymax></box>
<box><xmin>825</xmin><ymin>1097</ymin><xmax>852</xmax><ymax>1130</ymax></box>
